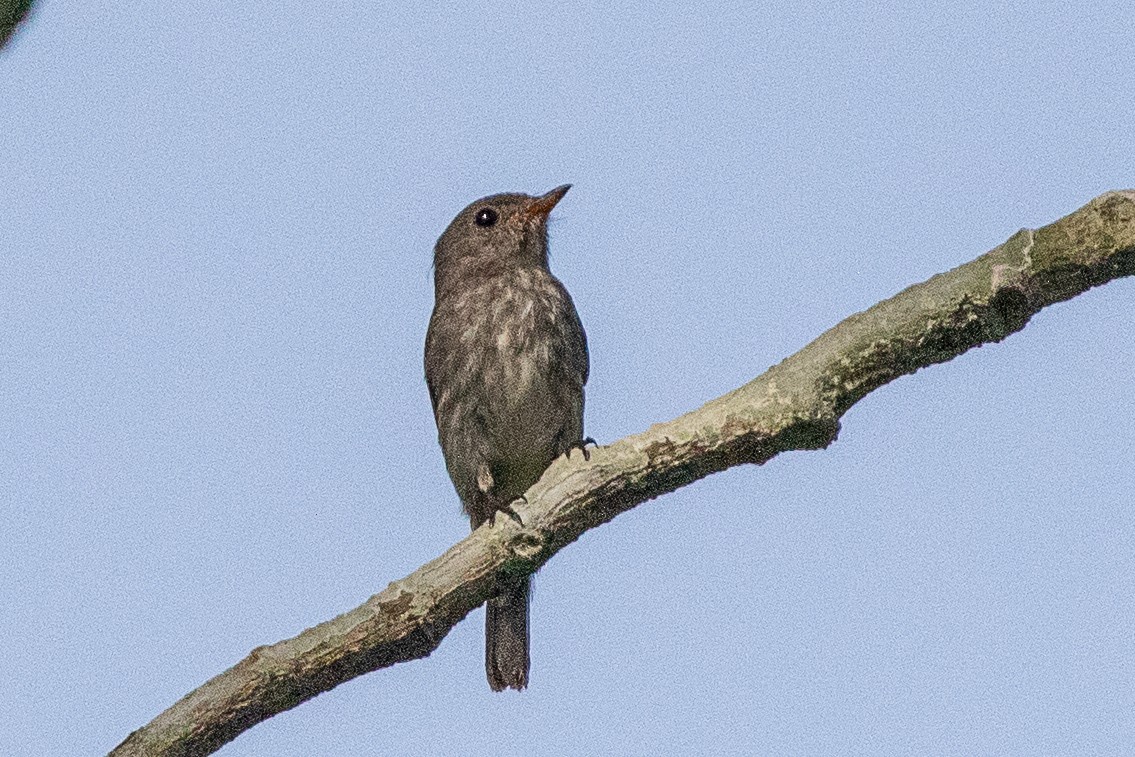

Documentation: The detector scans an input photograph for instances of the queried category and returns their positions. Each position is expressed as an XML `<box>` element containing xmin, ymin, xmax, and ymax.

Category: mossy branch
<box><xmin>111</xmin><ymin>191</ymin><xmax>1135</xmax><ymax>757</ymax></box>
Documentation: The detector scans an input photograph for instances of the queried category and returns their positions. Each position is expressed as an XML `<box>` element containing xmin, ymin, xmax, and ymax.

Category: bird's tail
<box><xmin>485</xmin><ymin>577</ymin><xmax>530</xmax><ymax>691</ymax></box>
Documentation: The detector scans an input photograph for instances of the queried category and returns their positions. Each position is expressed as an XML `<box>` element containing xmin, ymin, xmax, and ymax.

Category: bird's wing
<box><xmin>423</xmin><ymin>309</ymin><xmax>446</xmax><ymax>416</ymax></box>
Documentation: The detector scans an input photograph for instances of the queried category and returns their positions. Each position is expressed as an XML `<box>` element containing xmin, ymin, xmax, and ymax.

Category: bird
<box><xmin>424</xmin><ymin>184</ymin><xmax>589</xmax><ymax>691</ymax></box>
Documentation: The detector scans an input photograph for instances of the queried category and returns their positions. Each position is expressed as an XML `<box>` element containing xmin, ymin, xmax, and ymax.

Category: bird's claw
<box><xmin>490</xmin><ymin>496</ymin><xmax>527</xmax><ymax>527</ymax></box>
<box><xmin>566</xmin><ymin>436</ymin><xmax>597</xmax><ymax>461</ymax></box>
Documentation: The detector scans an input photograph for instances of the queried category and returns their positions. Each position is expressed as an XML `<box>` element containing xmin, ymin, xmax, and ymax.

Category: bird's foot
<box><xmin>565</xmin><ymin>436</ymin><xmax>597</xmax><ymax>461</ymax></box>
<box><xmin>489</xmin><ymin>496</ymin><xmax>526</xmax><ymax>527</ymax></box>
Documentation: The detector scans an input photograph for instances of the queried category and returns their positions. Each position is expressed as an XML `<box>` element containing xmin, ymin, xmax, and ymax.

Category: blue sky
<box><xmin>2</xmin><ymin>2</ymin><xmax>1133</xmax><ymax>755</ymax></box>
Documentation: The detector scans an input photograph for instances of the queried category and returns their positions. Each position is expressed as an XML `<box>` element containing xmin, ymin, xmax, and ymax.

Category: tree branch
<box><xmin>0</xmin><ymin>0</ymin><xmax>34</xmax><ymax>50</ymax></box>
<box><xmin>112</xmin><ymin>191</ymin><xmax>1135</xmax><ymax>757</ymax></box>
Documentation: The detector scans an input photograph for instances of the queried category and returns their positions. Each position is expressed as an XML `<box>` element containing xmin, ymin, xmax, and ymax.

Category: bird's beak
<box><xmin>524</xmin><ymin>184</ymin><xmax>571</xmax><ymax>219</ymax></box>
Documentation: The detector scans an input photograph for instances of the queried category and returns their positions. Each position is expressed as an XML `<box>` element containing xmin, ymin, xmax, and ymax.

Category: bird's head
<box><xmin>432</xmin><ymin>184</ymin><xmax>571</xmax><ymax>288</ymax></box>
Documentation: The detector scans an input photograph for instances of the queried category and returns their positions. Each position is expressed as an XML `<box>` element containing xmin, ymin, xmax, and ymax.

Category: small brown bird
<box><xmin>425</xmin><ymin>185</ymin><xmax>589</xmax><ymax>691</ymax></box>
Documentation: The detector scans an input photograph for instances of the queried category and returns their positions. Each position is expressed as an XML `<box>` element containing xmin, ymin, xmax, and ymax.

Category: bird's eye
<box><xmin>474</xmin><ymin>208</ymin><xmax>498</xmax><ymax>227</ymax></box>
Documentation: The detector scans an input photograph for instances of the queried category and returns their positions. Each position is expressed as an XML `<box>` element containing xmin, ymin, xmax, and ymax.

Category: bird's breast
<box><xmin>450</xmin><ymin>274</ymin><xmax>575</xmax><ymax>445</ymax></box>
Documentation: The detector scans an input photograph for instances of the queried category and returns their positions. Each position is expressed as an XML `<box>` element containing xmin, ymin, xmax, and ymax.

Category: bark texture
<box><xmin>112</xmin><ymin>191</ymin><xmax>1135</xmax><ymax>757</ymax></box>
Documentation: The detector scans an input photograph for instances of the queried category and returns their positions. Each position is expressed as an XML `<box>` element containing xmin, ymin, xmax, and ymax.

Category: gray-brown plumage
<box><xmin>425</xmin><ymin>184</ymin><xmax>588</xmax><ymax>691</ymax></box>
